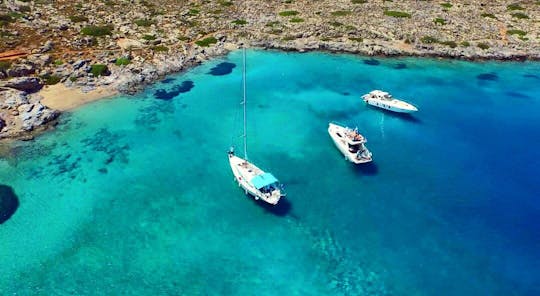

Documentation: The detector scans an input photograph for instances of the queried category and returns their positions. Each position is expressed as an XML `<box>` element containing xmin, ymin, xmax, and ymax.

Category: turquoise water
<box><xmin>1</xmin><ymin>50</ymin><xmax>539</xmax><ymax>295</ymax></box>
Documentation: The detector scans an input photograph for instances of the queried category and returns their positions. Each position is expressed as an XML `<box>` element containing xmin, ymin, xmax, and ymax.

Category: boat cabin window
<box><xmin>348</xmin><ymin>143</ymin><xmax>360</xmax><ymax>153</ymax></box>
<box><xmin>336</xmin><ymin>132</ymin><xmax>342</xmax><ymax>138</ymax></box>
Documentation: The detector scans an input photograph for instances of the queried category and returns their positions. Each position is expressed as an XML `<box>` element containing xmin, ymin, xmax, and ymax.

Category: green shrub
<box><xmin>69</xmin><ymin>76</ymin><xmax>78</xmax><ymax>82</ymax></box>
<box><xmin>40</xmin><ymin>74</ymin><xmax>61</xmax><ymax>85</ymax></box>
<box><xmin>218</xmin><ymin>0</ymin><xmax>233</xmax><ymax>6</ymax></box>
<box><xmin>349</xmin><ymin>37</ymin><xmax>363</xmax><ymax>42</ymax></box>
<box><xmin>279</xmin><ymin>10</ymin><xmax>298</xmax><ymax>17</ymax></box>
<box><xmin>481</xmin><ymin>13</ymin><xmax>496</xmax><ymax>19</ymax></box>
<box><xmin>434</xmin><ymin>18</ymin><xmax>446</xmax><ymax>25</ymax></box>
<box><xmin>440</xmin><ymin>2</ymin><xmax>452</xmax><ymax>8</ymax></box>
<box><xmin>331</xmin><ymin>10</ymin><xmax>352</xmax><ymax>16</ymax></box>
<box><xmin>282</xmin><ymin>36</ymin><xmax>295</xmax><ymax>41</ymax></box>
<box><xmin>507</xmin><ymin>3</ymin><xmax>523</xmax><ymax>10</ymax></box>
<box><xmin>0</xmin><ymin>14</ymin><xmax>14</xmax><ymax>27</ymax></box>
<box><xmin>195</xmin><ymin>36</ymin><xmax>217</xmax><ymax>47</ymax></box>
<box><xmin>142</xmin><ymin>34</ymin><xmax>156</xmax><ymax>40</ymax></box>
<box><xmin>18</xmin><ymin>5</ymin><xmax>31</xmax><ymax>13</ymax></box>
<box><xmin>511</xmin><ymin>12</ymin><xmax>529</xmax><ymax>19</ymax></box>
<box><xmin>0</xmin><ymin>61</ymin><xmax>11</xmax><ymax>71</ymax></box>
<box><xmin>420</xmin><ymin>36</ymin><xmax>438</xmax><ymax>44</ymax></box>
<box><xmin>460</xmin><ymin>41</ymin><xmax>470</xmax><ymax>47</ymax></box>
<box><xmin>69</xmin><ymin>15</ymin><xmax>88</xmax><ymax>22</ymax></box>
<box><xmin>384</xmin><ymin>10</ymin><xmax>411</xmax><ymax>18</ymax></box>
<box><xmin>232</xmin><ymin>19</ymin><xmax>247</xmax><ymax>25</ymax></box>
<box><xmin>189</xmin><ymin>9</ymin><xmax>199</xmax><ymax>15</ymax></box>
<box><xmin>507</xmin><ymin>29</ymin><xmax>527</xmax><ymax>36</ymax></box>
<box><xmin>152</xmin><ymin>45</ymin><xmax>169</xmax><ymax>52</ymax></box>
<box><xmin>115</xmin><ymin>57</ymin><xmax>130</xmax><ymax>66</ymax></box>
<box><xmin>81</xmin><ymin>25</ymin><xmax>113</xmax><ymax>36</ymax></box>
<box><xmin>477</xmin><ymin>42</ymin><xmax>490</xmax><ymax>50</ymax></box>
<box><xmin>8</xmin><ymin>12</ymin><xmax>24</xmax><ymax>19</ymax></box>
<box><xmin>329</xmin><ymin>21</ymin><xmax>343</xmax><ymax>27</ymax></box>
<box><xmin>134</xmin><ymin>19</ymin><xmax>154</xmax><ymax>27</ymax></box>
<box><xmin>90</xmin><ymin>64</ymin><xmax>109</xmax><ymax>76</ymax></box>
<box><xmin>290</xmin><ymin>17</ymin><xmax>304</xmax><ymax>23</ymax></box>
<box><xmin>440</xmin><ymin>40</ymin><xmax>457</xmax><ymax>48</ymax></box>
<box><xmin>351</xmin><ymin>0</ymin><xmax>367</xmax><ymax>3</ymax></box>
<box><xmin>265</xmin><ymin>21</ymin><xmax>279</xmax><ymax>27</ymax></box>
<box><xmin>178</xmin><ymin>36</ymin><xmax>190</xmax><ymax>41</ymax></box>
<box><xmin>54</xmin><ymin>60</ymin><xmax>63</xmax><ymax>65</ymax></box>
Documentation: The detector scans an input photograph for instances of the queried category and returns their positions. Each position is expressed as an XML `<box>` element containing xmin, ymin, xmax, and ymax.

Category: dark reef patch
<box><xmin>154</xmin><ymin>80</ymin><xmax>194</xmax><ymax>100</ymax></box>
<box><xmin>394</xmin><ymin>63</ymin><xmax>407</xmax><ymax>69</ymax></box>
<box><xmin>341</xmin><ymin>91</ymin><xmax>350</xmax><ymax>96</ymax></box>
<box><xmin>363</xmin><ymin>59</ymin><xmax>380</xmax><ymax>66</ymax></box>
<box><xmin>477</xmin><ymin>73</ymin><xmax>498</xmax><ymax>81</ymax></box>
<box><xmin>81</xmin><ymin>128</ymin><xmax>130</xmax><ymax>165</ymax></box>
<box><xmin>161</xmin><ymin>77</ymin><xmax>176</xmax><ymax>84</ymax></box>
<box><xmin>208</xmin><ymin>62</ymin><xmax>236</xmax><ymax>76</ymax></box>
<box><xmin>46</xmin><ymin>153</ymin><xmax>82</xmax><ymax>177</ymax></box>
<box><xmin>0</xmin><ymin>185</ymin><xmax>19</xmax><ymax>224</ymax></box>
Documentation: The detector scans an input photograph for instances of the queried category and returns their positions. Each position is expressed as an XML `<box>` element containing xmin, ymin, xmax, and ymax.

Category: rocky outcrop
<box><xmin>0</xmin><ymin>77</ymin><xmax>43</xmax><ymax>93</ymax></box>
<box><xmin>0</xmin><ymin>88</ymin><xmax>59</xmax><ymax>139</ymax></box>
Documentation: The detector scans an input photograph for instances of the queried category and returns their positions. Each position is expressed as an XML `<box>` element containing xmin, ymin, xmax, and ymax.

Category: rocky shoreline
<box><xmin>1</xmin><ymin>0</ymin><xmax>539</xmax><ymax>140</ymax></box>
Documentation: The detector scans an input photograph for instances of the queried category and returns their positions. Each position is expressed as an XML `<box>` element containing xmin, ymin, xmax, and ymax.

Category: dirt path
<box><xmin>0</xmin><ymin>50</ymin><xmax>29</xmax><ymax>61</ymax></box>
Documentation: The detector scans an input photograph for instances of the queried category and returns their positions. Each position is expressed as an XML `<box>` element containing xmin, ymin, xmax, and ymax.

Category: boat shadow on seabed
<box><xmin>246</xmin><ymin>193</ymin><xmax>292</xmax><ymax>217</ymax></box>
<box><xmin>366</xmin><ymin>105</ymin><xmax>422</xmax><ymax>124</ymax></box>
<box><xmin>350</xmin><ymin>161</ymin><xmax>379</xmax><ymax>176</ymax></box>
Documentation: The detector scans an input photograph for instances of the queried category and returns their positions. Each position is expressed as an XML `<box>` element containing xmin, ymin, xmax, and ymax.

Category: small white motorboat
<box><xmin>328</xmin><ymin>122</ymin><xmax>373</xmax><ymax>164</ymax></box>
<box><xmin>362</xmin><ymin>90</ymin><xmax>418</xmax><ymax>113</ymax></box>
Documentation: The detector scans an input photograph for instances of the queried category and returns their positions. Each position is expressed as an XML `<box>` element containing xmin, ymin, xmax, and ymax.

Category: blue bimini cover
<box><xmin>250</xmin><ymin>173</ymin><xmax>279</xmax><ymax>189</ymax></box>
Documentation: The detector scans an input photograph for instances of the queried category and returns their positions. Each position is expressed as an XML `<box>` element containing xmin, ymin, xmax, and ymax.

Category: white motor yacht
<box><xmin>362</xmin><ymin>90</ymin><xmax>418</xmax><ymax>113</ymax></box>
<box><xmin>328</xmin><ymin>122</ymin><xmax>373</xmax><ymax>164</ymax></box>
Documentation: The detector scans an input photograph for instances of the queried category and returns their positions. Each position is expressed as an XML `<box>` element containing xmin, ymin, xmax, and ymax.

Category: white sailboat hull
<box><xmin>362</xmin><ymin>95</ymin><xmax>418</xmax><ymax>113</ymax></box>
<box><xmin>328</xmin><ymin>123</ymin><xmax>373</xmax><ymax>164</ymax></box>
<box><xmin>228</xmin><ymin>154</ymin><xmax>282</xmax><ymax>205</ymax></box>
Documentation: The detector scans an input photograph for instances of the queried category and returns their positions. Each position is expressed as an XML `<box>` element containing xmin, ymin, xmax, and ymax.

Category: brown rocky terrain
<box><xmin>0</xmin><ymin>0</ymin><xmax>539</xmax><ymax>139</ymax></box>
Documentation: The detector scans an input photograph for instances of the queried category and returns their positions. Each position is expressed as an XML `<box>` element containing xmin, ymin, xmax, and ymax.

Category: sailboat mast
<box><xmin>242</xmin><ymin>48</ymin><xmax>248</xmax><ymax>160</ymax></box>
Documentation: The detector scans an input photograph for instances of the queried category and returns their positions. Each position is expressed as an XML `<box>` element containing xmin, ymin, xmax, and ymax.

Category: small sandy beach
<box><xmin>39</xmin><ymin>84</ymin><xmax>118</xmax><ymax>111</ymax></box>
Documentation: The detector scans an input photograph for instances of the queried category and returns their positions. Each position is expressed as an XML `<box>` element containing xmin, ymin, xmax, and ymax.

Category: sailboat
<box><xmin>228</xmin><ymin>49</ymin><xmax>285</xmax><ymax>205</ymax></box>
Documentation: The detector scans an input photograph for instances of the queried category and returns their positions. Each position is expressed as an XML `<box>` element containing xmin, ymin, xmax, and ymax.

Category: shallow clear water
<box><xmin>1</xmin><ymin>50</ymin><xmax>539</xmax><ymax>295</ymax></box>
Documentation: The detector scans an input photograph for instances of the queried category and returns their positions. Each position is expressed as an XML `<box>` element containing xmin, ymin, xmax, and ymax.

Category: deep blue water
<box><xmin>0</xmin><ymin>50</ymin><xmax>539</xmax><ymax>295</ymax></box>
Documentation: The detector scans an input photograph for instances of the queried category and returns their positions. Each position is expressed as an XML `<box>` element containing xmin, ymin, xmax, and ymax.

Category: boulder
<box><xmin>6</xmin><ymin>64</ymin><xmax>35</xmax><ymax>77</ymax></box>
<box><xmin>72</xmin><ymin>59</ymin><xmax>88</xmax><ymax>70</ymax></box>
<box><xmin>40</xmin><ymin>40</ymin><xmax>54</xmax><ymax>53</ymax></box>
<box><xmin>0</xmin><ymin>88</ymin><xmax>29</xmax><ymax>109</ymax></box>
<box><xmin>0</xmin><ymin>77</ymin><xmax>43</xmax><ymax>93</ymax></box>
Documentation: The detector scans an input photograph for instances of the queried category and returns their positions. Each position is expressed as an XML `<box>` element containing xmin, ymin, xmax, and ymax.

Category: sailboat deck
<box><xmin>237</xmin><ymin>161</ymin><xmax>264</xmax><ymax>179</ymax></box>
